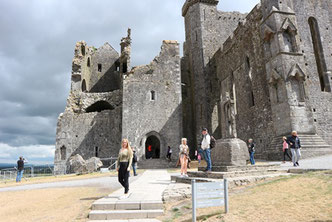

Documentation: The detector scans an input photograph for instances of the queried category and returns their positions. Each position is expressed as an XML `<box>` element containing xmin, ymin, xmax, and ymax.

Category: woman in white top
<box><xmin>179</xmin><ymin>138</ymin><xmax>189</xmax><ymax>177</ymax></box>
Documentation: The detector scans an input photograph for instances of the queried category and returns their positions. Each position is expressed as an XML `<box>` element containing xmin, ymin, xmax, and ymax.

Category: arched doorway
<box><xmin>145</xmin><ymin>135</ymin><xmax>160</xmax><ymax>159</ymax></box>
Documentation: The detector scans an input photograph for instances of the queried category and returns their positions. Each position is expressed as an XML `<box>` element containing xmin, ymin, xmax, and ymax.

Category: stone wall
<box><xmin>122</xmin><ymin>40</ymin><xmax>182</xmax><ymax>161</ymax></box>
<box><xmin>216</xmin><ymin>5</ymin><xmax>275</xmax><ymax>158</ymax></box>
<box><xmin>182</xmin><ymin>0</ymin><xmax>247</xmax><ymax>153</ymax></box>
<box><xmin>292</xmin><ymin>0</ymin><xmax>332</xmax><ymax>145</ymax></box>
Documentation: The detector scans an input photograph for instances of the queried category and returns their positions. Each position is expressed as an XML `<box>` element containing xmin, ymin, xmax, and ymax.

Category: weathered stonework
<box><xmin>182</xmin><ymin>0</ymin><xmax>332</xmax><ymax>160</ymax></box>
<box><xmin>55</xmin><ymin>0</ymin><xmax>332</xmax><ymax>174</ymax></box>
<box><xmin>54</xmin><ymin>32</ymin><xmax>182</xmax><ymax>174</ymax></box>
<box><xmin>122</xmin><ymin>40</ymin><xmax>182</xmax><ymax>162</ymax></box>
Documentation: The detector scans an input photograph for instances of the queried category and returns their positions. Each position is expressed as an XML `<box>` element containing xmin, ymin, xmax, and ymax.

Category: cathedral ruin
<box><xmin>54</xmin><ymin>0</ymin><xmax>332</xmax><ymax>174</ymax></box>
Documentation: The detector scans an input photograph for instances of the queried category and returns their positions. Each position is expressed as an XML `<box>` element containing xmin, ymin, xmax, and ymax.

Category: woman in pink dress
<box><xmin>282</xmin><ymin>136</ymin><xmax>292</xmax><ymax>163</ymax></box>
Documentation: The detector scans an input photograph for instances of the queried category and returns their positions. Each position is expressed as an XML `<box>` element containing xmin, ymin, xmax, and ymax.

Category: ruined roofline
<box><xmin>126</xmin><ymin>40</ymin><xmax>179</xmax><ymax>77</ymax></box>
<box><xmin>182</xmin><ymin>0</ymin><xmax>219</xmax><ymax>16</ymax></box>
<box><xmin>218</xmin><ymin>3</ymin><xmax>262</xmax><ymax>55</ymax></box>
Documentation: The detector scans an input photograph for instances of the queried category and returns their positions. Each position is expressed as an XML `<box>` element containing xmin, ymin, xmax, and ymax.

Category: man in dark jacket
<box><xmin>248</xmin><ymin>139</ymin><xmax>255</xmax><ymax>165</ymax></box>
<box><xmin>287</xmin><ymin>131</ymin><xmax>301</xmax><ymax>167</ymax></box>
<box><xmin>16</xmin><ymin>156</ymin><xmax>25</xmax><ymax>182</ymax></box>
<box><xmin>132</xmin><ymin>149</ymin><xmax>138</xmax><ymax>176</ymax></box>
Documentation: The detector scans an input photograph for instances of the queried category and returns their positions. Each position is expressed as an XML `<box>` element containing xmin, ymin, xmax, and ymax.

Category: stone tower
<box><xmin>181</xmin><ymin>0</ymin><xmax>246</xmax><ymax>152</ymax></box>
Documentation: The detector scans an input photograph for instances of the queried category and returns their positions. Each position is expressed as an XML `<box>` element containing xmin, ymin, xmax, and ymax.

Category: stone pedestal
<box><xmin>211</xmin><ymin>138</ymin><xmax>249</xmax><ymax>168</ymax></box>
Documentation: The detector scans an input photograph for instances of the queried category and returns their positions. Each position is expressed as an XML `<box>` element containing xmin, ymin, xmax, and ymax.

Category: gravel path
<box><xmin>0</xmin><ymin>175</ymin><xmax>140</xmax><ymax>192</ymax></box>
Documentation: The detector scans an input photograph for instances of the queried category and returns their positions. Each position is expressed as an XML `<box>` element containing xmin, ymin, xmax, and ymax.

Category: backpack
<box><xmin>133</xmin><ymin>153</ymin><xmax>137</xmax><ymax>163</ymax></box>
<box><xmin>210</xmin><ymin>136</ymin><xmax>216</xmax><ymax>149</ymax></box>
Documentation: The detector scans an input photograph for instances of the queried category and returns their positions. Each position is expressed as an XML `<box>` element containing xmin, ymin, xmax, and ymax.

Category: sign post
<box><xmin>191</xmin><ymin>179</ymin><xmax>228</xmax><ymax>222</ymax></box>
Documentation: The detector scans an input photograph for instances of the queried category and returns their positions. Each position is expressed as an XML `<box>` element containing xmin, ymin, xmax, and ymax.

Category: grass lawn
<box><xmin>159</xmin><ymin>170</ymin><xmax>332</xmax><ymax>222</ymax></box>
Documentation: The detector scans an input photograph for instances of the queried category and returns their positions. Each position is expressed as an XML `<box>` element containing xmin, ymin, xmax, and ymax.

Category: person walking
<box><xmin>16</xmin><ymin>156</ymin><xmax>25</xmax><ymax>182</ymax></box>
<box><xmin>287</xmin><ymin>131</ymin><xmax>301</xmax><ymax>167</ymax></box>
<box><xmin>282</xmin><ymin>136</ymin><xmax>292</xmax><ymax>163</ymax></box>
<box><xmin>166</xmin><ymin>146</ymin><xmax>172</xmax><ymax>161</ymax></box>
<box><xmin>201</xmin><ymin>128</ymin><xmax>212</xmax><ymax>172</ymax></box>
<box><xmin>248</xmin><ymin>139</ymin><xmax>255</xmax><ymax>165</ymax></box>
<box><xmin>116</xmin><ymin>139</ymin><xmax>133</xmax><ymax>197</ymax></box>
<box><xmin>179</xmin><ymin>138</ymin><xmax>190</xmax><ymax>177</ymax></box>
<box><xmin>132</xmin><ymin>148</ymin><xmax>138</xmax><ymax>176</ymax></box>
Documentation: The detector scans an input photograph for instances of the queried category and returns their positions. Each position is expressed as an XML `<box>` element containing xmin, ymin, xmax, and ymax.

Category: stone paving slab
<box><xmin>89</xmin><ymin>170</ymin><xmax>170</xmax><ymax>220</ymax></box>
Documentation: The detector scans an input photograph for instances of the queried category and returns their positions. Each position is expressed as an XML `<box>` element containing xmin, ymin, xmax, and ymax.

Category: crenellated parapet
<box><xmin>182</xmin><ymin>0</ymin><xmax>219</xmax><ymax>16</ymax></box>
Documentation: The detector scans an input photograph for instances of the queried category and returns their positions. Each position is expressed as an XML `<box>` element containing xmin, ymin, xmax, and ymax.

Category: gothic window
<box><xmin>308</xmin><ymin>17</ymin><xmax>331</xmax><ymax>92</ymax></box>
<box><xmin>150</xmin><ymin>91</ymin><xmax>156</xmax><ymax>101</ymax></box>
<box><xmin>98</xmin><ymin>64</ymin><xmax>102</xmax><ymax>72</ymax></box>
<box><xmin>82</xmin><ymin>79</ymin><xmax>87</xmax><ymax>92</ymax></box>
<box><xmin>245</xmin><ymin>56</ymin><xmax>255</xmax><ymax>107</ymax></box>
<box><xmin>283</xmin><ymin>28</ymin><xmax>297</xmax><ymax>52</ymax></box>
<box><xmin>60</xmin><ymin>146</ymin><xmax>66</xmax><ymax>160</ymax></box>
<box><xmin>290</xmin><ymin>78</ymin><xmax>305</xmax><ymax>103</ymax></box>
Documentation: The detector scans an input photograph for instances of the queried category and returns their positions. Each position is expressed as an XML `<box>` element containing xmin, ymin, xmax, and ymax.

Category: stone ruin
<box><xmin>54</xmin><ymin>0</ymin><xmax>332</xmax><ymax>174</ymax></box>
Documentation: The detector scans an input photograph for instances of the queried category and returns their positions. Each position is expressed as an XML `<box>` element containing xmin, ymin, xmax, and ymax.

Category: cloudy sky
<box><xmin>0</xmin><ymin>0</ymin><xmax>259</xmax><ymax>164</ymax></box>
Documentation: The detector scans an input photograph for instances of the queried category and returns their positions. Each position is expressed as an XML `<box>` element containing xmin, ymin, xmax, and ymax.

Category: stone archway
<box><xmin>145</xmin><ymin>135</ymin><xmax>160</xmax><ymax>159</ymax></box>
<box><xmin>141</xmin><ymin>131</ymin><xmax>163</xmax><ymax>160</ymax></box>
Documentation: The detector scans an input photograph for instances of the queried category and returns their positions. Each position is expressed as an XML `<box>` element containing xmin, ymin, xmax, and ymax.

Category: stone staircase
<box><xmin>88</xmin><ymin>197</ymin><xmax>163</xmax><ymax>220</ymax></box>
<box><xmin>171</xmin><ymin>163</ymin><xmax>290</xmax><ymax>188</ymax></box>
<box><xmin>88</xmin><ymin>170</ymin><xmax>169</xmax><ymax>221</ymax></box>
<box><xmin>266</xmin><ymin>134</ymin><xmax>332</xmax><ymax>160</ymax></box>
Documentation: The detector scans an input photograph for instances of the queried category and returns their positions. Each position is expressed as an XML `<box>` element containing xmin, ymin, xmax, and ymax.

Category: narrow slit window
<box><xmin>87</xmin><ymin>58</ymin><xmax>90</xmax><ymax>67</ymax></box>
<box><xmin>151</xmin><ymin>91</ymin><xmax>156</xmax><ymax>101</ymax></box>
<box><xmin>95</xmin><ymin>147</ymin><xmax>99</xmax><ymax>157</ymax></box>
<box><xmin>98</xmin><ymin>64</ymin><xmax>102</xmax><ymax>72</ymax></box>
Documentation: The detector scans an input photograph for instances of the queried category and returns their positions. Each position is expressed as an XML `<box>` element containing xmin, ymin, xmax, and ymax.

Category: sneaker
<box><xmin>296</xmin><ymin>162</ymin><xmax>299</xmax><ymax>166</ymax></box>
<box><xmin>283</xmin><ymin>161</ymin><xmax>286</xmax><ymax>163</ymax></box>
<box><xmin>293</xmin><ymin>164</ymin><xmax>297</xmax><ymax>167</ymax></box>
<box><xmin>184</xmin><ymin>174</ymin><xmax>189</xmax><ymax>177</ymax></box>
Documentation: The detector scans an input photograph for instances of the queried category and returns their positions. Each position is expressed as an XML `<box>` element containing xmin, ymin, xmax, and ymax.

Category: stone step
<box><xmin>92</xmin><ymin>200</ymin><xmax>163</xmax><ymax>211</ymax></box>
<box><xmin>137</xmin><ymin>159</ymin><xmax>175</xmax><ymax>169</ymax></box>
<box><xmin>89</xmin><ymin>209</ymin><xmax>164</xmax><ymax>220</ymax></box>
<box><xmin>198</xmin><ymin>163</ymin><xmax>280</xmax><ymax>172</ymax></box>
<box><xmin>172</xmin><ymin>173</ymin><xmax>291</xmax><ymax>188</ymax></box>
<box><xmin>187</xmin><ymin>169</ymin><xmax>288</xmax><ymax>179</ymax></box>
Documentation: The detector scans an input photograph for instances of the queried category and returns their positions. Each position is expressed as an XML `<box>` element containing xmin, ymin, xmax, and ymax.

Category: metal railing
<box><xmin>100</xmin><ymin>157</ymin><xmax>118</xmax><ymax>170</ymax></box>
<box><xmin>0</xmin><ymin>165</ymin><xmax>54</xmax><ymax>182</ymax></box>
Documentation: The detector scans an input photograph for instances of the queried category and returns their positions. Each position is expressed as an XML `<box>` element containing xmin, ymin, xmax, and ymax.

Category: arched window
<box><xmin>86</xmin><ymin>101</ymin><xmax>114</xmax><ymax>113</ymax></box>
<box><xmin>308</xmin><ymin>17</ymin><xmax>331</xmax><ymax>92</ymax></box>
<box><xmin>82</xmin><ymin>79</ymin><xmax>87</xmax><ymax>92</ymax></box>
<box><xmin>60</xmin><ymin>146</ymin><xmax>66</xmax><ymax>160</ymax></box>
<box><xmin>150</xmin><ymin>91</ymin><xmax>156</xmax><ymax>101</ymax></box>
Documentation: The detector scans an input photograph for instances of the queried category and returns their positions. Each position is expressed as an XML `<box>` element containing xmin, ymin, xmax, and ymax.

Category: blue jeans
<box><xmin>249</xmin><ymin>152</ymin><xmax>255</xmax><ymax>165</ymax></box>
<box><xmin>201</xmin><ymin>148</ymin><xmax>212</xmax><ymax>171</ymax></box>
<box><xmin>132</xmin><ymin>163</ymin><xmax>137</xmax><ymax>176</ymax></box>
<box><xmin>16</xmin><ymin>170</ymin><xmax>23</xmax><ymax>182</ymax></box>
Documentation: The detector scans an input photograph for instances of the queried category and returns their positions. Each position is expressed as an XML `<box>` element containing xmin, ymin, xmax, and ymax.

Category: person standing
<box><xmin>248</xmin><ymin>139</ymin><xmax>255</xmax><ymax>165</ymax></box>
<box><xmin>116</xmin><ymin>139</ymin><xmax>133</xmax><ymax>196</ymax></box>
<box><xmin>282</xmin><ymin>136</ymin><xmax>292</xmax><ymax>163</ymax></box>
<box><xmin>166</xmin><ymin>146</ymin><xmax>172</xmax><ymax>161</ymax></box>
<box><xmin>132</xmin><ymin>148</ymin><xmax>138</xmax><ymax>176</ymax></box>
<box><xmin>201</xmin><ymin>128</ymin><xmax>212</xmax><ymax>172</ymax></box>
<box><xmin>179</xmin><ymin>138</ymin><xmax>190</xmax><ymax>177</ymax></box>
<box><xmin>16</xmin><ymin>156</ymin><xmax>25</xmax><ymax>182</ymax></box>
<box><xmin>287</xmin><ymin>131</ymin><xmax>301</xmax><ymax>167</ymax></box>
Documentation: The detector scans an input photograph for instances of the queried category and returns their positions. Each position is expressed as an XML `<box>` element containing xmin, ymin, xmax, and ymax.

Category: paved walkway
<box><xmin>269</xmin><ymin>154</ymin><xmax>332</xmax><ymax>170</ymax></box>
<box><xmin>89</xmin><ymin>170</ymin><xmax>171</xmax><ymax>222</ymax></box>
<box><xmin>0</xmin><ymin>175</ymin><xmax>139</xmax><ymax>192</ymax></box>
